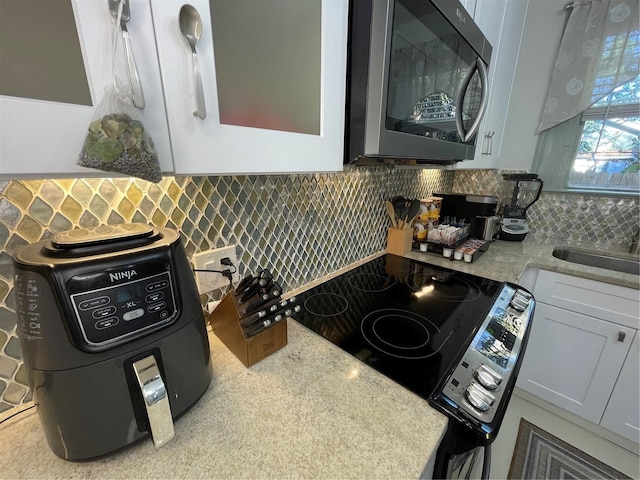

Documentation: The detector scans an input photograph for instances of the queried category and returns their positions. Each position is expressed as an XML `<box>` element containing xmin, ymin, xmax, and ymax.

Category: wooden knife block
<box><xmin>208</xmin><ymin>290</ymin><xmax>287</xmax><ymax>367</ymax></box>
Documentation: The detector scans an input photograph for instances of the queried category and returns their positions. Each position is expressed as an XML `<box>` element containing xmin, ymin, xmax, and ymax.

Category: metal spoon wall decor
<box><xmin>179</xmin><ymin>4</ymin><xmax>206</xmax><ymax>119</ymax></box>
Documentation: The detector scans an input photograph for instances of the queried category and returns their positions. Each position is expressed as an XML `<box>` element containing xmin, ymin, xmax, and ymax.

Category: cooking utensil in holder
<box><xmin>209</xmin><ymin>290</ymin><xmax>287</xmax><ymax>367</ymax></box>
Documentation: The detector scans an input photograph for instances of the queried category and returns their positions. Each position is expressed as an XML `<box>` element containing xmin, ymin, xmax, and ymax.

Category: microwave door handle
<box><xmin>455</xmin><ymin>57</ymin><xmax>489</xmax><ymax>142</ymax></box>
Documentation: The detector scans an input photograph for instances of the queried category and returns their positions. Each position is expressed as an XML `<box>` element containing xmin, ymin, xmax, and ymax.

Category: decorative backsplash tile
<box><xmin>454</xmin><ymin>170</ymin><xmax>640</xmax><ymax>247</ymax></box>
<box><xmin>0</xmin><ymin>166</ymin><xmax>453</xmax><ymax>414</ymax></box>
<box><xmin>1</xmin><ymin>167</ymin><xmax>638</xmax><ymax>415</ymax></box>
<box><xmin>526</xmin><ymin>193</ymin><xmax>639</xmax><ymax>246</ymax></box>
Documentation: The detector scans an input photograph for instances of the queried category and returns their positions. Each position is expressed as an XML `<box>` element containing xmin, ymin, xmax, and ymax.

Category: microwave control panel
<box><xmin>68</xmin><ymin>260</ymin><xmax>178</xmax><ymax>350</ymax></box>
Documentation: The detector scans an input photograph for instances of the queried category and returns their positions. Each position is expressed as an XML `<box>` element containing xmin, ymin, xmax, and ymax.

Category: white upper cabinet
<box><xmin>151</xmin><ymin>0</ymin><xmax>348</xmax><ymax>175</ymax></box>
<box><xmin>457</xmin><ymin>0</ymin><xmax>528</xmax><ymax>170</ymax></box>
<box><xmin>1</xmin><ymin>0</ymin><xmax>347</xmax><ymax>178</ymax></box>
<box><xmin>0</xmin><ymin>0</ymin><xmax>173</xmax><ymax>178</ymax></box>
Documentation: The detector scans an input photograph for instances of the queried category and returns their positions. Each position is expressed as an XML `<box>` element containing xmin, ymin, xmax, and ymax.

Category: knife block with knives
<box><xmin>208</xmin><ymin>270</ymin><xmax>291</xmax><ymax>367</ymax></box>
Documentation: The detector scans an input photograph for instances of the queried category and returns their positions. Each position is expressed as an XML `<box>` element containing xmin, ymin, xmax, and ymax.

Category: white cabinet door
<box><xmin>0</xmin><ymin>0</ymin><xmax>173</xmax><ymax>178</ymax></box>
<box><xmin>457</xmin><ymin>0</ymin><xmax>528</xmax><ymax>169</ymax></box>
<box><xmin>151</xmin><ymin>0</ymin><xmax>347</xmax><ymax>175</ymax></box>
<box><xmin>517</xmin><ymin>302</ymin><xmax>635</xmax><ymax>424</ymax></box>
<box><xmin>601</xmin><ymin>332</ymin><xmax>640</xmax><ymax>444</ymax></box>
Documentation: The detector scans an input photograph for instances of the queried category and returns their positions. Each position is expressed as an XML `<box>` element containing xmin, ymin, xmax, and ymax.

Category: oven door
<box><xmin>364</xmin><ymin>0</ymin><xmax>491</xmax><ymax>161</ymax></box>
<box><xmin>427</xmin><ymin>420</ymin><xmax>492</xmax><ymax>479</ymax></box>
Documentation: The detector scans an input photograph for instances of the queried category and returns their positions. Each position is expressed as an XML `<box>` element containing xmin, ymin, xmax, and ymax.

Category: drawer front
<box><xmin>534</xmin><ymin>270</ymin><xmax>639</xmax><ymax>329</ymax></box>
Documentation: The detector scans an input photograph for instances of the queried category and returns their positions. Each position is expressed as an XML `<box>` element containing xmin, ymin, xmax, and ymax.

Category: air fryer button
<box><xmin>147</xmin><ymin>302</ymin><xmax>166</xmax><ymax>313</ymax></box>
<box><xmin>146</xmin><ymin>280</ymin><xmax>169</xmax><ymax>292</ymax></box>
<box><xmin>123</xmin><ymin>308</ymin><xmax>145</xmax><ymax>321</ymax></box>
<box><xmin>79</xmin><ymin>296</ymin><xmax>110</xmax><ymax>310</ymax></box>
<box><xmin>145</xmin><ymin>292</ymin><xmax>164</xmax><ymax>303</ymax></box>
<box><xmin>95</xmin><ymin>317</ymin><xmax>119</xmax><ymax>330</ymax></box>
<box><xmin>92</xmin><ymin>306</ymin><xmax>117</xmax><ymax>319</ymax></box>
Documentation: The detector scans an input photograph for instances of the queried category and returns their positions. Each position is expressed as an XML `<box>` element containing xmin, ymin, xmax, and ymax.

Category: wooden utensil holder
<box><xmin>386</xmin><ymin>227</ymin><xmax>413</xmax><ymax>256</ymax></box>
<box><xmin>208</xmin><ymin>290</ymin><xmax>287</xmax><ymax>367</ymax></box>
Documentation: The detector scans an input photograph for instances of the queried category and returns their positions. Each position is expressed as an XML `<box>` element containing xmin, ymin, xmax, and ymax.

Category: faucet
<box><xmin>630</xmin><ymin>227</ymin><xmax>639</xmax><ymax>254</ymax></box>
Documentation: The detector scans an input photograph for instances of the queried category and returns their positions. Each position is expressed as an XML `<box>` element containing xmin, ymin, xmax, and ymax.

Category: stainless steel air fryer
<box><xmin>13</xmin><ymin>224</ymin><xmax>212</xmax><ymax>460</ymax></box>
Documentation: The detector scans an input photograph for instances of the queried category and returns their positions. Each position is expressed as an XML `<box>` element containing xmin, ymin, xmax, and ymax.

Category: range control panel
<box><xmin>440</xmin><ymin>284</ymin><xmax>534</xmax><ymax>424</ymax></box>
<box><xmin>68</xmin><ymin>260</ymin><xmax>178</xmax><ymax>350</ymax></box>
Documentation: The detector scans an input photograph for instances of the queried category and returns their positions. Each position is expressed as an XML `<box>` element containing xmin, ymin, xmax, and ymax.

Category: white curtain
<box><xmin>537</xmin><ymin>0</ymin><xmax>639</xmax><ymax>133</ymax></box>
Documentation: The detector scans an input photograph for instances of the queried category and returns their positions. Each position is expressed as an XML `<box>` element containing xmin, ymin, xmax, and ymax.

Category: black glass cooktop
<box><xmin>294</xmin><ymin>254</ymin><xmax>503</xmax><ymax>401</ymax></box>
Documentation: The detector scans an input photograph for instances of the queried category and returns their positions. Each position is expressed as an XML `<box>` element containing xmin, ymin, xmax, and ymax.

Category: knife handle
<box><xmin>268</xmin><ymin>298</ymin><xmax>299</xmax><ymax>318</ymax></box>
<box><xmin>258</xmin><ymin>279</ymin><xmax>274</xmax><ymax>296</ymax></box>
<box><xmin>239</xmin><ymin>280</ymin><xmax>261</xmax><ymax>304</ymax></box>
<box><xmin>257</xmin><ymin>269</ymin><xmax>273</xmax><ymax>287</ymax></box>
<box><xmin>268</xmin><ymin>299</ymin><xmax>288</xmax><ymax>314</ymax></box>
<box><xmin>241</xmin><ymin>293</ymin><xmax>273</xmax><ymax>316</ymax></box>
<box><xmin>236</xmin><ymin>274</ymin><xmax>254</xmax><ymax>294</ymax></box>
<box><xmin>244</xmin><ymin>314</ymin><xmax>283</xmax><ymax>338</ymax></box>
<box><xmin>267</xmin><ymin>281</ymin><xmax>282</xmax><ymax>298</ymax></box>
<box><xmin>239</xmin><ymin>309</ymin><xmax>267</xmax><ymax>328</ymax></box>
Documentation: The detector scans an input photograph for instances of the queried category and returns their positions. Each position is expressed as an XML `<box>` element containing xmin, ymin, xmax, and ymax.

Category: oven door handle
<box><xmin>455</xmin><ymin>57</ymin><xmax>489</xmax><ymax>143</ymax></box>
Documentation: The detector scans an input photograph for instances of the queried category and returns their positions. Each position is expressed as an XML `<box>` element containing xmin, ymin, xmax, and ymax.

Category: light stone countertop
<box><xmin>0</xmin><ymin>320</ymin><xmax>447</xmax><ymax>479</ymax></box>
<box><xmin>406</xmin><ymin>236</ymin><xmax>640</xmax><ymax>290</ymax></box>
<box><xmin>2</xmin><ymin>236</ymin><xmax>636</xmax><ymax>479</ymax></box>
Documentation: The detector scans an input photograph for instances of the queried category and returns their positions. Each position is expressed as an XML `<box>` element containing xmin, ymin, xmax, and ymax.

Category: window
<box><xmin>534</xmin><ymin>77</ymin><xmax>639</xmax><ymax>194</ymax></box>
<box><xmin>570</xmin><ymin>79</ymin><xmax>639</xmax><ymax>190</ymax></box>
<box><xmin>533</xmin><ymin>1</ymin><xmax>639</xmax><ymax>194</ymax></box>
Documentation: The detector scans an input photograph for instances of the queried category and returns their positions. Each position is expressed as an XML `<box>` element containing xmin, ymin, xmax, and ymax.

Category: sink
<box><xmin>552</xmin><ymin>247</ymin><xmax>640</xmax><ymax>276</ymax></box>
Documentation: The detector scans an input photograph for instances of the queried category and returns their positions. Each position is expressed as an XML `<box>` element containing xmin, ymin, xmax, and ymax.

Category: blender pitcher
<box><xmin>500</xmin><ymin>174</ymin><xmax>543</xmax><ymax>241</ymax></box>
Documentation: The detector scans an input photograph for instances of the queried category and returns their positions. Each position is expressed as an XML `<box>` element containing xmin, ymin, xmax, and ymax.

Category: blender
<box><xmin>500</xmin><ymin>174</ymin><xmax>543</xmax><ymax>241</ymax></box>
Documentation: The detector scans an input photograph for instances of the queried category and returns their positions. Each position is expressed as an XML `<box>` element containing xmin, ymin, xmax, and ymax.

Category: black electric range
<box><xmin>293</xmin><ymin>254</ymin><xmax>535</xmax><ymax>478</ymax></box>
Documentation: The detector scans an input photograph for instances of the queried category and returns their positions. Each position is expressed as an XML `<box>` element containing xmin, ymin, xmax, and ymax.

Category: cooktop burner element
<box><xmin>348</xmin><ymin>272</ymin><xmax>397</xmax><ymax>292</ymax></box>
<box><xmin>304</xmin><ymin>293</ymin><xmax>349</xmax><ymax>317</ymax></box>
<box><xmin>294</xmin><ymin>254</ymin><xmax>535</xmax><ymax>446</ymax></box>
<box><xmin>361</xmin><ymin>308</ymin><xmax>451</xmax><ymax>359</ymax></box>
<box><xmin>405</xmin><ymin>269</ymin><xmax>481</xmax><ymax>302</ymax></box>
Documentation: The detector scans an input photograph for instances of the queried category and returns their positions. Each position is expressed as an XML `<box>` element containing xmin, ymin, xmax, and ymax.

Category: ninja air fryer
<box><xmin>13</xmin><ymin>223</ymin><xmax>213</xmax><ymax>460</ymax></box>
<box><xmin>500</xmin><ymin>174</ymin><xmax>543</xmax><ymax>241</ymax></box>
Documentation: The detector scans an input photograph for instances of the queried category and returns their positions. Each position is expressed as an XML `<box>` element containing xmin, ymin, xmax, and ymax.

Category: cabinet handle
<box><xmin>617</xmin><ymin>331</ymin><xmax>626</xmax><ymax>342</ymax></box>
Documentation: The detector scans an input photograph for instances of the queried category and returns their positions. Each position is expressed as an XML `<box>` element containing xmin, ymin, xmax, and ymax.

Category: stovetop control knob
<box><xmin>465</xmin><ymin>382</ymin><xmax>495</xmax><ymax>412</ymax></box>
<box><xmin>474</xmin><ymin>364</ymin><xmax>503</xmax><ymax>390</ymax></box>
<box><xmin>510</xmin><ymin>293</ymin><xmax>529</xmax><ymax>312</ymax></box>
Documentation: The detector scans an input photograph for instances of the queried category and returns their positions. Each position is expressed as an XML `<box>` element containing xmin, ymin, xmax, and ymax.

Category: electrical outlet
<box><xmin>193</xmin><ymin>245</ymin><xmax>240</xmax><ymax>294</ymax></box>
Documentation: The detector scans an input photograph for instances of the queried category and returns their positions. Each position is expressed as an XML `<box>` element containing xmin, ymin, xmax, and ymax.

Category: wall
<box><xmin>0</xmin><ymin>166</ymin><xmax>453</xmax><ymax>415</ymax></box>
<box><xmin>499</xmin><ymin>0</ymin><xmax>567</xmax><ymax>171</ymax></box>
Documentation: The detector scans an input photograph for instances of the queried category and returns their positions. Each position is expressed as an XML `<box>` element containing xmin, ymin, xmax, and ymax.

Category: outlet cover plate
<box><xmin>193</xmin><ymin>245</ymin><xmax>239</xmax><ymax>294</ymax></box>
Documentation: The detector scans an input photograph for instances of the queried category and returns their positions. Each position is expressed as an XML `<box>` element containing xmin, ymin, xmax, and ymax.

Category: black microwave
<box><xmin>345</xmin><ymin>0</ymin><xmax>492</xmax><ymax>166</ymax></box>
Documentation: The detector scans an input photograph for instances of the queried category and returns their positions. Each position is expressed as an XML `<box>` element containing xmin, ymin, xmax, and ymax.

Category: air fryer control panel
<box><xmin>68</xmin><ymin>260</ymin><xmax>178</xmax><ymax>349</ymax></box>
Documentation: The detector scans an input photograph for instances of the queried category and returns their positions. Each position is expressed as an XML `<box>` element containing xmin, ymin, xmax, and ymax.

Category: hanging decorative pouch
<box><xmin>76</xmin><ymin>0</ymin><xmax>162</xmax><ymax>183</ymax></box>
